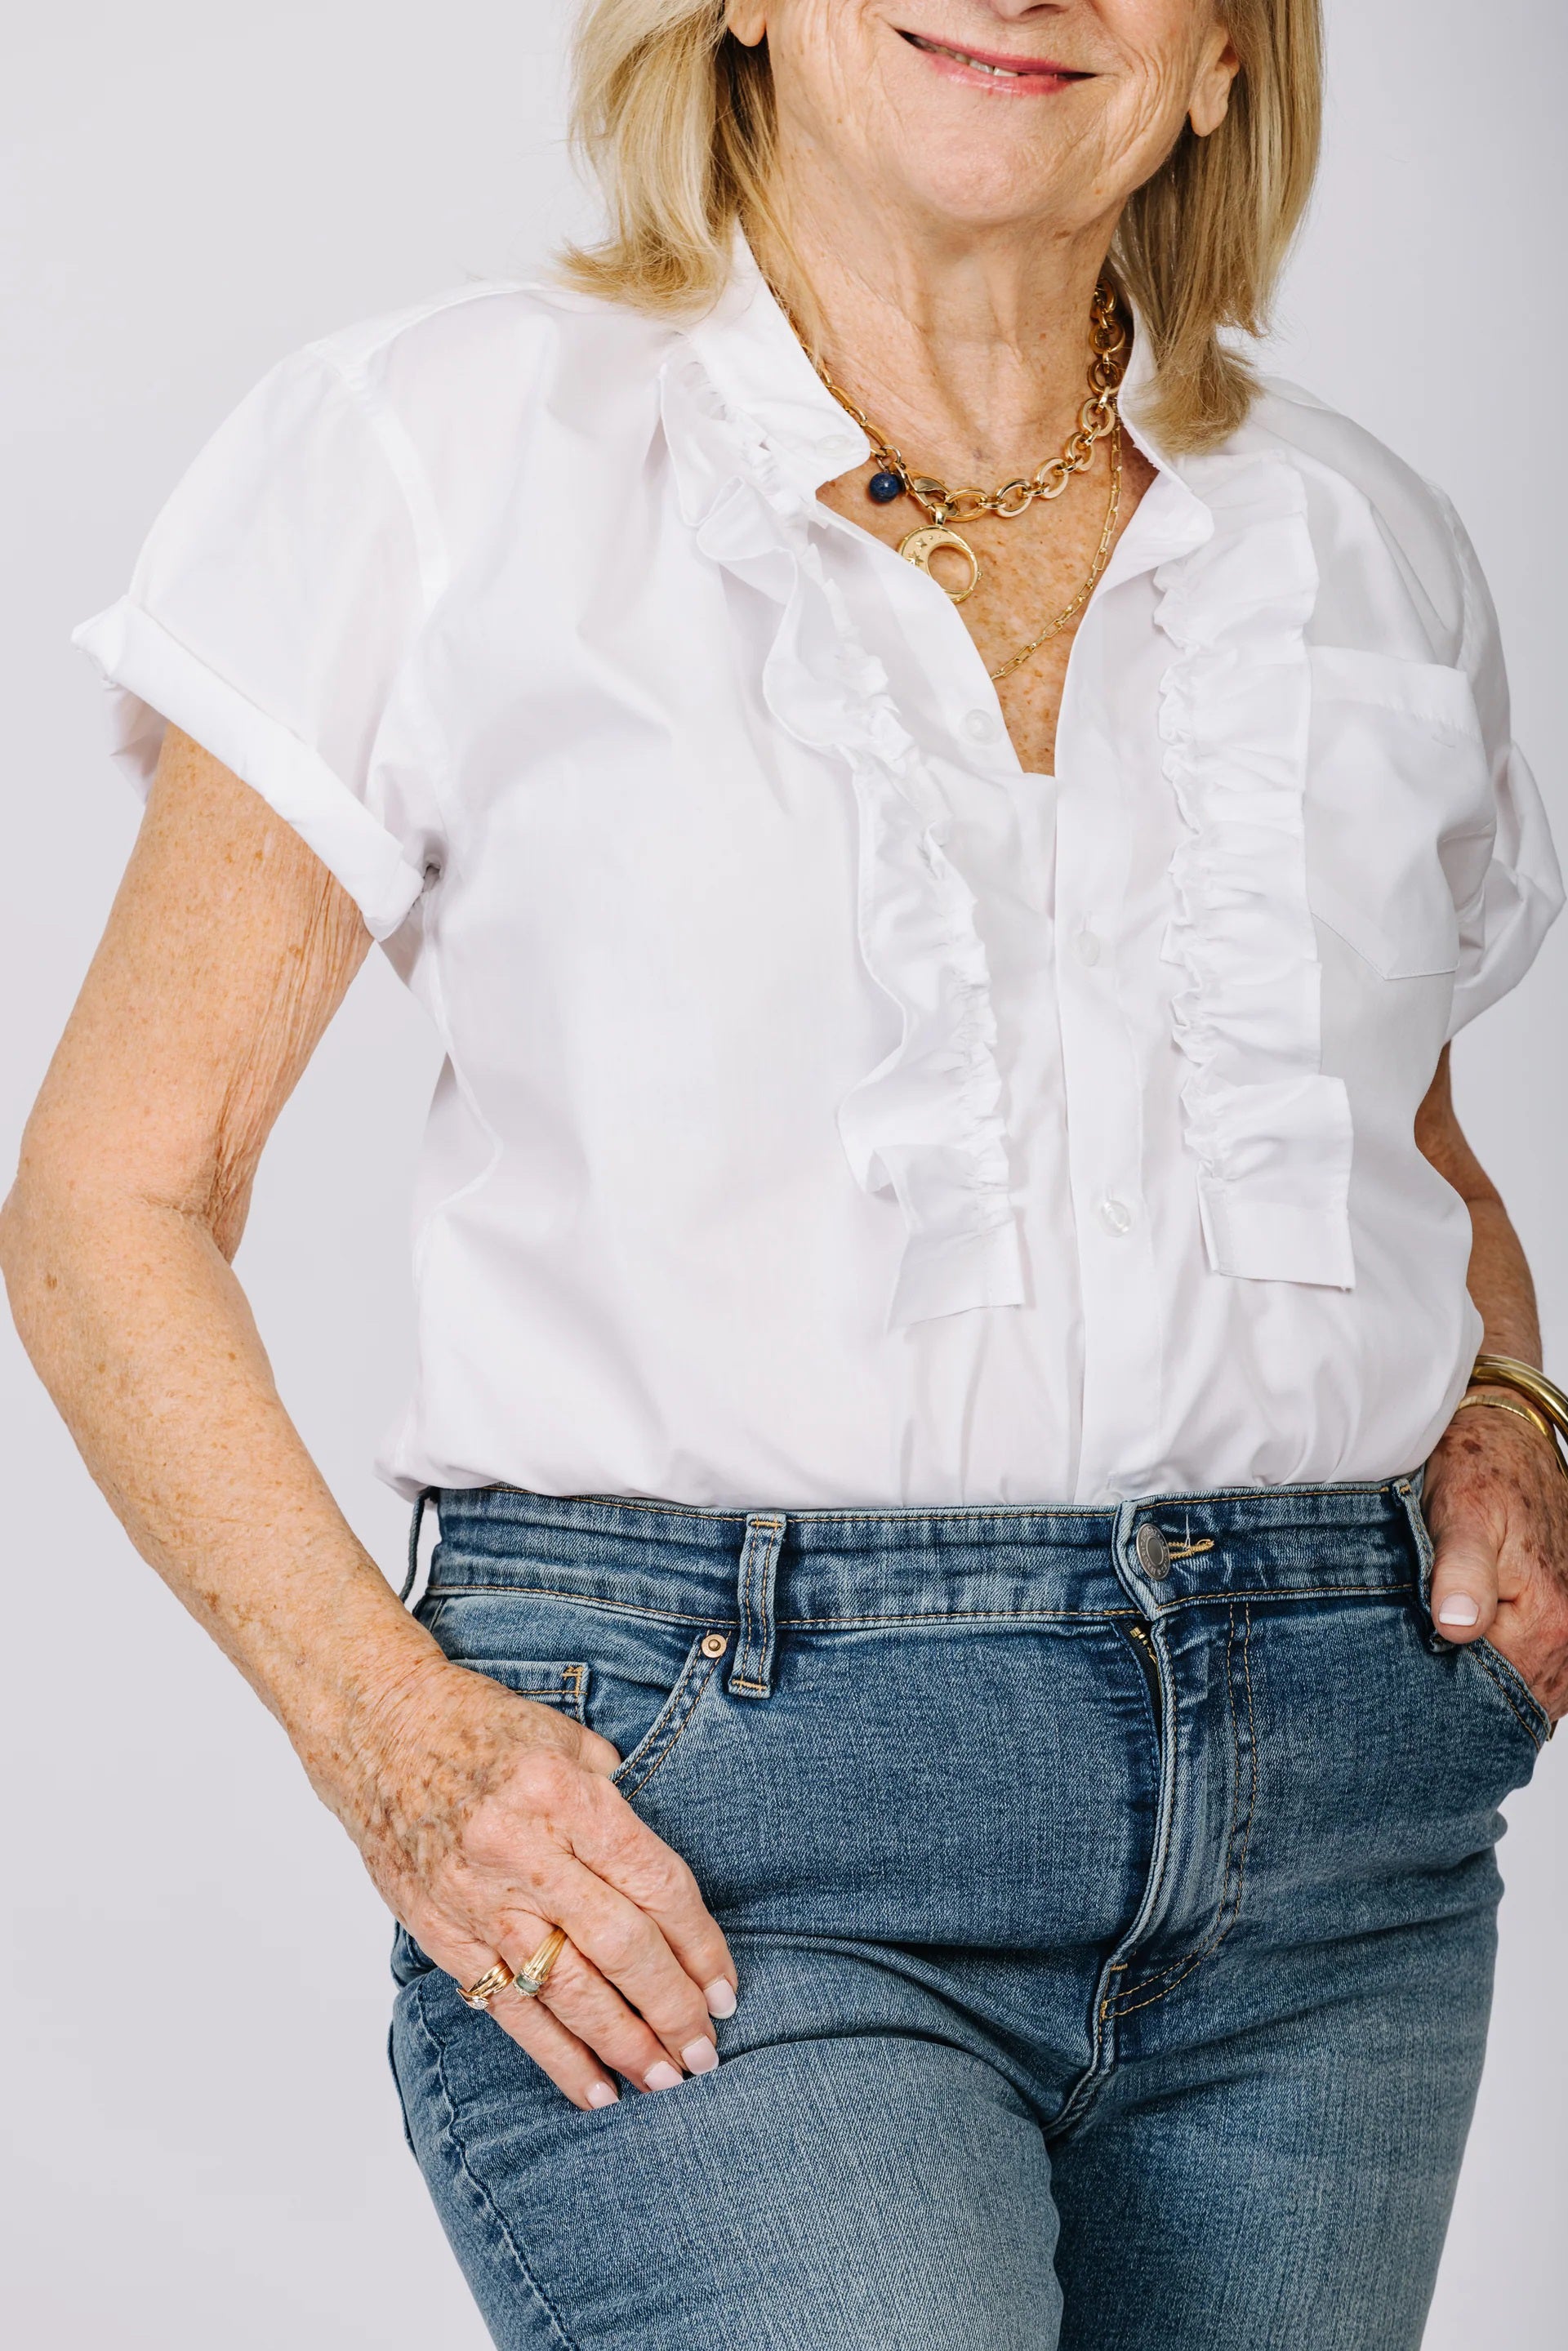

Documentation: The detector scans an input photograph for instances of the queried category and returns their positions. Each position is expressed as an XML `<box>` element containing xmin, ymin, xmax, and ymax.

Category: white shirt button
<box><xmin>1098</xmin><ymin>1197</ymin><xmax>1134</xmax><ymax>1236</ymax></box>
<box><xmin>962</xmin><ymin>708</ymin><xmax>1000</xmax><ymax>745</ymax></box>
<box><xmin>1074</xmin><ymin>929</ymin><xmax>1102</xmax><ymax>968</ymax></box>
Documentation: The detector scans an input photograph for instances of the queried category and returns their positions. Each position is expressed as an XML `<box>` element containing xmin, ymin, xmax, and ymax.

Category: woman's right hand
<box><xmin>352</xmin><ymin>1652</ymin><xmax>739</xmax><ymax>2110</ymax></box>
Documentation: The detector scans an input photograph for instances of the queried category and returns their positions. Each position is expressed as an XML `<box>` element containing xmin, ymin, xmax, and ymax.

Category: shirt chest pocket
<box><xmin>1303</xmin><ymin>647</ymin><xmax>1496</xmax><ymax>979</ymax></box>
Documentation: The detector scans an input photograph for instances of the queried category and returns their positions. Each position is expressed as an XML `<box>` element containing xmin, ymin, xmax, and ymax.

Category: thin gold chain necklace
<box><xmin>800</xmin><ymin>281</ymin><xmax>1129</xmax><ymax>608</ymax></box>
<box><xmin>985</xmin><ymin>418</ymin><xmax>1121</xmax><ymax>685</ymax></box>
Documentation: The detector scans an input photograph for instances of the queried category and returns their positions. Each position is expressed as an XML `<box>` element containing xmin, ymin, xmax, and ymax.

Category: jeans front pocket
<box><xmin>421</xmin><ymin>1593</ymin><xmax>590</xmax><ymax>1721</ymax></box>
<box><xmin>1396</xmin><ymin>1482</ymin><xmax>1550</xmax><ymax>1777</ymax></box>
<box><xmin>424</xmin><ymin>1586</ymin><xmax>730</xmax><ymax>1790</ymax></box>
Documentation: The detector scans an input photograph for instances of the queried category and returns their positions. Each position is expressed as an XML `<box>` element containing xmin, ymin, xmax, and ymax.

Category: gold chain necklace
<box><xmin>803</xmin><ymin>281</ymin><xmax>1129</xmax><ymax>608</ymax></box>
<box><xmin>986</xmin><ymin>417</ymin><xmax>1121</xmax><ymax>684</ymax></box>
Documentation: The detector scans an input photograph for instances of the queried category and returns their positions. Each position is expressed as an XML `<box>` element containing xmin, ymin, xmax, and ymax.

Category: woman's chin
<box><xmin>875</xmin><ymin>146</ymin><xmax>1089</xmax><ymax>238</ymax></box>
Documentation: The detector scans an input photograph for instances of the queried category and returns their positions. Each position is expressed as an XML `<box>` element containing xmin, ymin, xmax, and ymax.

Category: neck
<box><xmin>755</xmin><ymin>145</ymin><xmax>1117</xmax><ymax>479</ymax></box>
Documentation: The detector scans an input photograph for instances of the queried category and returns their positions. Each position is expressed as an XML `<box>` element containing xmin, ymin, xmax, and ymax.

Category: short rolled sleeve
<box><xmin>73</xmin><ymin>345</ymin><xmax>443</xmax><ymax>940</ymax></box>
<box><xmin>1440</xmin><ymin>494</ymin><xmax>1563</xmax><ymax>1035</ymax></box>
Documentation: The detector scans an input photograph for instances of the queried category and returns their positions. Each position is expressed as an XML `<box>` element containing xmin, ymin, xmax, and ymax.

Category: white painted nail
<box><xmin>705</xmin><ymin>1979</ymin><xmax>737</xmax><ymax>2019</ymax></box>
<box><xmin>1438</xmin><ymin>1596</ymin><xmax>1481</xmax><ymax>1627</ymax></box>
<box><xmin>644</xmin><ymin>2060</ymin><xmax>683</xmax><ymax>2092</ymax></box>
<box><xmin>682</xmin><ymin>2037</ymin><xmax>719</xmax><ymax>2075</ymax></box>
<box><xmin>588</xmin><ymin>2082</ymin><xmax>619</xmax><ymax>2108</ymax></box>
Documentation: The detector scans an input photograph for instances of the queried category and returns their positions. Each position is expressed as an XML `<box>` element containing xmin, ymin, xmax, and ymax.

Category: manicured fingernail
<box><xmin>1439</xmin><ymin>1596</ymin><xmax>1480</xmax><ymax>1626</ymax></box>
<box><xmin>705</xmin><ymin>1979</ymin><xmax>737</xmax><ymax>2019</ymax></box>
<box><xmin>644</xmin><ymin>2060</ymin><xmax>683</xmax><ymax>2091</ymax></box>
<box><xmin>682</xmin><ymin>2037</ymin><xmax>719</xmax><ymax>2074</ymax></box>
<box><xmin>588</xmin><ymin>2082</ymin><xmax>619</xmax><ymax>2108</ymax></box>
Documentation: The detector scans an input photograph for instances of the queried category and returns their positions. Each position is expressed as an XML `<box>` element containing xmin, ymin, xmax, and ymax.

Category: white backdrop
<box><xmin>2</xmin><ymin>5</ymin><xmax>1562</xmax><ymax>2343</ymax></box>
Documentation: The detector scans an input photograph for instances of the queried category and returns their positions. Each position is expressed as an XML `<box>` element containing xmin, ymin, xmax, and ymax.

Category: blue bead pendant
<box><xmin>867</xmin><ymin>470</ymin><xmax>905</xmax><ymax>505</ymax></box>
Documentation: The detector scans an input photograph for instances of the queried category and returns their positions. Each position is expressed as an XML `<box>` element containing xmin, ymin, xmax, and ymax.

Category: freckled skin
<box><xmin>1414</xmin><ymin>1046</ymin><xmax>1568</xmax><ymax>1714</ymax></box>
<box><xmin>3</xmin><ymin>4</ymin><xmax>1563</xmax><ymax>2127</ymax></box>
<box><xmin>736</xmin><ymin>0</ymin><xmax>1239</xmax><ymax>768</ymax></box>
<box><xmin>817</xmin><ymin>432</ymin><xmax>1159</xmax><ymax>772</ymax></box>
<box><xmin>1</xmin><ymin>729</ymin><xmax>735</xmax><ymax>2111</ymax></box>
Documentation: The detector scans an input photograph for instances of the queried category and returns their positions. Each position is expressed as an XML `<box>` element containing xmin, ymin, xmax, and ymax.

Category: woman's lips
<box><xmin>899</xmin><ymin>29</ymin><xmax>1089</xmax><ymax>92</ymax></box>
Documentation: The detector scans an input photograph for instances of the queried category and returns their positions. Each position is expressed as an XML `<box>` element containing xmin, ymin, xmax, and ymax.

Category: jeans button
<box><xmin>1134</xmin><ymin>1523</ymin><xmax>1170</xmax><ymax>1578</ymax></box>
<box><xmin>701</xmin><ymin>1632</ymin><xmax>729</xmax><ymax>1658</ymax></box>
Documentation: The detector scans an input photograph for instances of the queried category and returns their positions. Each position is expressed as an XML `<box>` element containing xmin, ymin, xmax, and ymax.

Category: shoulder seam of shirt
<box><xmin>1247</xmin><ymin>380</ymin><xmax>1472</xmax><ymax>663</ymax></box>
<box><xmin>1421</xmin><ymin>479</ymin><xmax>1481</xmax><ymax>685</ymax></box>
<box><xmin>296</xmin><ymin>278</ymin><xmax>624</xmax><ymax>613</ymax></box>
<box><xmin>305</xmin><ymin>341</ymin><xmax>452</xmax><ymax>615</ymax></box>
<box><xmin>301</xmin><ymin>282</ymin><xmax>542</xmax><ymax>611</ymax></box>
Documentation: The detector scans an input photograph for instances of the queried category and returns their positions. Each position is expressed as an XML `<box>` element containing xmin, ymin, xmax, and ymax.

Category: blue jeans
<box><xmin>389</xmin><ymin>1479</ymin><xmax>1548</xmax><ymax>2349</ymax></box>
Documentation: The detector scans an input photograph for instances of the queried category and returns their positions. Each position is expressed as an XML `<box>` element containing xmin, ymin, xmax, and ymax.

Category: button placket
<box><xmin>1052</xmin><ymin>697</ymin><xmax>1164</xmax><ymax>1497</ymax></box>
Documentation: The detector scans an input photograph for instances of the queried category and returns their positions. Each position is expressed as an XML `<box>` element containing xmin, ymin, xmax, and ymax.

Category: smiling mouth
<box><xmin>899</xmin><ymin>29</ymin><xmax>1089</xmax><ymax>82</ymax></box>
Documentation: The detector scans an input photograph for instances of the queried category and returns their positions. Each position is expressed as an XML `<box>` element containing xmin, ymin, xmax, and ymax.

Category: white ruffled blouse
<box><xmin>74</xmin><ymin>245</ymin><xmax>1561</xmax><ymax>1507</ymax></box>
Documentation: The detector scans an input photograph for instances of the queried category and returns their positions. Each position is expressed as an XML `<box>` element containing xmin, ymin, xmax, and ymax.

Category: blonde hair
<box><xmin>561</xmin><ymin>2</ymin><xmax>1324</xmax><ymax>452</ymax></box>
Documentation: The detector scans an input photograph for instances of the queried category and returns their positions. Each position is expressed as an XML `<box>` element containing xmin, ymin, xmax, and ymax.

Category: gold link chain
<box><xmin>784</xmin><ymin>281</ymin><xmax>1131</xmax><ymax>684</ymax></box>
<box><xmin>805</xmin><ymin>282</ymin><xmax>1127</xmax><ymax>528</ymax></box>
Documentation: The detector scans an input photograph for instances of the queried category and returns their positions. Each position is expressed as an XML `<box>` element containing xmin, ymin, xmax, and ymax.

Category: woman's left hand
<box><xmin>1424</xmin><ymin>1405</ymin><xmax>1568</xmax><ymax>1721</ymax></box>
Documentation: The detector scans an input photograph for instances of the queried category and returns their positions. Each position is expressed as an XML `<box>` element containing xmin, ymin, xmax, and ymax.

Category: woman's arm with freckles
<box><xmin>1415</xmin><ymin>1044</ymin><xmax>1540</xmax><ymax>1365</ymax></box>
<box><xmin>1417</xmin><ymin>1045</ymin><xmax>1568</xmax><ymax>1717</ymax></box>
<box><xmin>0</xmin><ymin>724</ymin><xmax>432</xmax><ymax>1762</ymax></box>
<box><xmin>0</xmin><ymin>728</ymin><xmax>737</xmax><ymax>2105</ymax></box>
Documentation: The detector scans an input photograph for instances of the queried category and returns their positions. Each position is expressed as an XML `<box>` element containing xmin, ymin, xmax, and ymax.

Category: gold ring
<box><xmin>460</xmin><ymin>1960</ymin><xmax>515</xmax><ymax>2010</ymax></box>
<box><xmin>511</xmin><ymin>1926</ymin><xmax>569</xmax><ymax>2001</ymax></box>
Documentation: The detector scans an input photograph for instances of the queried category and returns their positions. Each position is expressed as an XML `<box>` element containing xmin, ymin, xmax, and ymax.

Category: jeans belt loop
<box><xmin>400</xmin><ymin>1486</ymin><xmax>437</xmax><ymax>1606</ymax></box>
<box><xmin>728</xmin><ymin>1513</ymin><xmax>786</xmax><ymax>1699</ymax></box>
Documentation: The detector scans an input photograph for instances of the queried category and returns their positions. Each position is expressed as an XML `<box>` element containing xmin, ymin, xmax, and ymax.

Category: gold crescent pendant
<box><xmin>898</xmin><ymin>524</ymin><xmax>981</xmax><ymax>604</ymax></box>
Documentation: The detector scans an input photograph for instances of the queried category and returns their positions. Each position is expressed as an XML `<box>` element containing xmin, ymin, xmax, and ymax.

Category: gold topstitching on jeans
<box><xmin>1111</xmin><ymin>1598</ymin><xmax>1258</xmax><ymax>2015</ymax></box>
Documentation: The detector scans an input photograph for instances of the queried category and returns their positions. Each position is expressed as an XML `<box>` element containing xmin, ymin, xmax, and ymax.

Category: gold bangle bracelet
<box><xmin>1462</xmin><ymin>1352</ymin><xmax>1568</xmax><ymax>1476</ymax></box>
<box><xmin>1471</xmin><ymin>1352</ymin><xmax>1568</xmax><ymax>1430</ymax></box>
<box><xmin>1454</xmin><ymin>1390</ymin><xmax>1557</xmax><ymax>1446</ymax></box>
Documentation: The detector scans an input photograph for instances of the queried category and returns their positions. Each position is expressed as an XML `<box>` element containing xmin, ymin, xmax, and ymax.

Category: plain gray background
<box><xmin>2</xmin><ymin>2</ymin><xmax>1562</xmax><ymax>2341</ymax></box>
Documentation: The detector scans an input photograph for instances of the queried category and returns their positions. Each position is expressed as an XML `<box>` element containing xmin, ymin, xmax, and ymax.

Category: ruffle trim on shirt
<box><xmin>1155</xmin><ymin>453</ymin><xmax>1356</xmax><ymax>1289</ymax></box>
<box><xmin>660</xmin><ymin>353</ymin><xmax>1025</xmax><ymax>1331</ymax></box>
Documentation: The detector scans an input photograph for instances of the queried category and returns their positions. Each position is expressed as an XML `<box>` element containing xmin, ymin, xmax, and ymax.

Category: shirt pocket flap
<box><xmin>1306</xmin><ymin>647</ymin><xmax>1496</xmax><ymax>980</ymax></box>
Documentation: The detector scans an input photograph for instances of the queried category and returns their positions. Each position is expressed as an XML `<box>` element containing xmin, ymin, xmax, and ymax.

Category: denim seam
<box><xmin>1468</xmin><ymin>1644</ymin><xmax>1550</xmax><ymax>1751</ymax></box>
<box><xmin>1111</xmin><ymin>1600</ymin><xmax>1258</xmax><ymax>2015</ymax></box>
<box><xmin>505</xmin><ymin>1666</ymin><xmax>589</xmax><ymax>1723</ymax></box>
<box><xmin>419</xmin><ymin>1582</ymin><xmax>1409</xmax><ymax>1623</ymax></box>
<box><xmin>406</xmin><ymin>1987</ymin><xmax>584</xmax><ymax>2350</ymax></box>
<box><xmin>789</xmin><ymin>1605</ymin><xmax>1129</xmax><ymax>1627</ymax></box>
<box><xmin>1058</xmin><ymin>1640</ymin><xmax>1177</xmax><ymax>2133</ymax></box>
<box><xmin>425</xmin><ymin>1584</ymin><xmax>719</xmax><ymax>1626</ymax></box>
<box><xmin>1065</xmin><ymin>1566</ymin><xmax>1184</xmax><ymax>2095</ymax></box>
<box><xmin>612</xmin><ymin>1644</ymin><xmax>724</xmax><ymax>1800</ymax></box>
<box><xmin>1111</xmin><ymin>1603</ymin><xmax>1246</xmax><ymax>2010</ymax></box>
<box><xmin>1151</xmin><ymin>1579</ymin><xmax>1411</xmax><ymax>1615</ymax></box>
<box><xmin>424</xmin><ymin>1586</ymin><xmax>1134</xmax><ymax>1626</ymax></box>
<box><xmin>475</xmin><ymin>1481</ymin><xmax>1396</xmax><ymax>1525</ymax></box>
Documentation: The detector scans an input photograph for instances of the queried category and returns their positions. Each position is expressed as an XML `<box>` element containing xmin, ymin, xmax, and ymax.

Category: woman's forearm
<box><xmin>1465</xmin><ymin>1195</ymin><xmax>1541</xmax><ymax>1365</ymax></box>
<box><xmin>1414</xmin><ymin>1045</ymin><xmax>1540</xmax><ymax>1368</ymax></box>
<box><xmin>1</xmin><ymin>1169</ymin><xmax>443</xmax><ymax>1819</ymax></box>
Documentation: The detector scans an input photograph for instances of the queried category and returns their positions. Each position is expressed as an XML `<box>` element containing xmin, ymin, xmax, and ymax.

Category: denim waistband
<box><xmin>426</xmin><ymin>1478</ymin><xmax>1427</xmax><ymax>1629</ymax></box>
